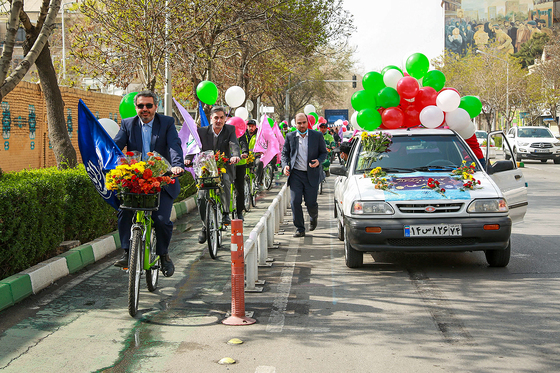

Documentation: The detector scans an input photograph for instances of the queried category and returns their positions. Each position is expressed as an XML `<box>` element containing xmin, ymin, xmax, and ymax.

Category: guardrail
<box><xmin>243</xmin><ymin>182</ymin><xmax>290</xmax><ymax>291</ymax></box>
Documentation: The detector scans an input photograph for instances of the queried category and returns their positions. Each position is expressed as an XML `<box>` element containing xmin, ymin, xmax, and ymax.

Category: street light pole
<box><xmin>476</xmin><ymin>49</ymin><xmax>509</xmax><ymax>129</ymax></box>
<box><xmin>61</xmin><ymin>1</ymin><xmax>76</xmax><ymax>81</ymax></box>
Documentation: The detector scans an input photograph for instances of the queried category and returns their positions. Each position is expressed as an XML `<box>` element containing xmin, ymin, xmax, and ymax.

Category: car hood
<box><xmin>347</xmin><ymin>171</ymin><xmax>501</xmax><ymax>202</ymax></box>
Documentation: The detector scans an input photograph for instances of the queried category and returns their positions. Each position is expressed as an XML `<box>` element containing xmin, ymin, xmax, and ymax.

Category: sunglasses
<box><xmin>136</xmin><ymin>103</ymin><xmax>154</xmax><ymax>109</ymax></box>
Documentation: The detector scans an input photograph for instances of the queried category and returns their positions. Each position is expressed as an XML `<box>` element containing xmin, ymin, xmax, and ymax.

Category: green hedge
<box><xmin>0</xmin><ymin>166</ymin><xmax>197</xmax><ymax>281</ymax></box>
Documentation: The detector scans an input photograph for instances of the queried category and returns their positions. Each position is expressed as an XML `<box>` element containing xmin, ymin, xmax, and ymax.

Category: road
<box><xmin>1</xmin><ymin>160</ymin><xmax>560</xmax><ymax>372</ymax></box>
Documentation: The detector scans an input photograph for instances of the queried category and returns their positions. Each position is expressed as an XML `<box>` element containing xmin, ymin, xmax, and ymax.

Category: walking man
<box><xmin>113</xmin><ymin>91</ymin><xmax>184</xmax><ymax>277</ymax></box>
<box><xmin>281</xmin><ymin>113</ymin><xmax>328</xmax><ymax>237</ymax></box>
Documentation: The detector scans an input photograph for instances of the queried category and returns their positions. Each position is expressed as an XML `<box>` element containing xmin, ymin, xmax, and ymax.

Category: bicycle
<box><xmin>319</xmin><ymin>158</ymin><xmax>331</xmax><ymax>195</ymax></box>
<box><xmin>197</xmin><ymin>175</ymin><xmax>237</xmax><ymax>259</ymax></box>
<box><xmin>119</xmin><ymin>192</ymin><xmax>161</xmax><ymax>317</ymax></box>
<box><xmin>244</xmin><ymin>165</ymin><xmax>258</xmax><ymax>210</ymax></box>
<box><xmin>263</xmin><ymin>162</ymin><xmax>277</xmax><ymax>190</ymax></box>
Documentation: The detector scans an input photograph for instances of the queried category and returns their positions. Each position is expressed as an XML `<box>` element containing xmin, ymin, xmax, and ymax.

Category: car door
<box><xmin>334</xmin><ymin>138</ymin><xmax>359</xmax><ymax>218</ymax></box>
<box><xmin>488</xmin><ymin>131</ymin><xmax>528</xmax><ymax>223</ymax></box>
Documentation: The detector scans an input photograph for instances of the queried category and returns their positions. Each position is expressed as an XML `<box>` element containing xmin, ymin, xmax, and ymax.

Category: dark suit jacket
<box><xmin>185</xmin><ymin>124</ymin><xmax>241</xmax><ymax>179</ymax></box>
<box><xmin>113</xmin><ymin>113</ymin><xmax>183</xmax><ymax>199</ymax></box>
<box><xmin>281</xmin><ymin>129</ymin><xmax>328</xmax><ymax>188</ymax></box>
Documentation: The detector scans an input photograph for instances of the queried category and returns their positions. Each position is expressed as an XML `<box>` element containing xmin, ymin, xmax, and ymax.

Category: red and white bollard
<box><xmin>222</xmin><ymin>219</ymin><xmax>256</xmax><ymax>325</ymax></box>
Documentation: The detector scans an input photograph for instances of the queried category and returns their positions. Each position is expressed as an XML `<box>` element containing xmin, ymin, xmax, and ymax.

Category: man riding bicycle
<box><xmin>318</xmin><ymin>122</ymin><xmax>335</xmax><ymax>176</ymax></box>
<box><xmin>184</xmin><ymin>105</ymin><xmax>240</xmax><ymax>244</ymax></box>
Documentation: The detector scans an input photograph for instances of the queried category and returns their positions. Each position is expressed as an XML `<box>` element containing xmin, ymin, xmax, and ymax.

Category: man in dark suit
<box><xmin>281</xmin><ymin>112</ymin><xmax>328</xmax><ymax>237</ymax></box>
<box><xmin>184</xmin><ymin>106</ymin><xmax>240</xmax><ymax>244</ymax></box>
<box><xmin>113</xmin><ymin>91</ymin><xmax>184</xmax><ymax>277</ymax></box>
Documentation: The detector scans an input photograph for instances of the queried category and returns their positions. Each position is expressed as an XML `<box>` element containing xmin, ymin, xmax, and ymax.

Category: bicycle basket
<box><xmin>196</xmin><ymin>176</ymin><xmax>222</xmax><ymax>190</ymax></box>
<box><xmin>119</xmin><ymin>192</ymin><xmax>161</xmax><ymax>211</ymax></box>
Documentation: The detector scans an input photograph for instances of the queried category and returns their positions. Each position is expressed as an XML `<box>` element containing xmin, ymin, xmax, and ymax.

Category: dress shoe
<box><xmin>222</xmin><ymin>213</ymin><xmax>231</xmax><ymax>225</ymax></box>
<box><xmin>160</xmin><ymin>254</ymin><xmax>175</xmax><ymax>277</ymax></box>
<box><xmin>198</xmin><ymin>228</ymin><xmax>207</xmax><ymax>244</ymax></box>
<box><xmin>293</xmin><ymin>230</ymin><xmax>305</xmax><ymax>237</ymax></box>
<box><xmin>237</xmin><ymin>212</ymin><xmax>244</xmax><ymax>221</ymax></box>
<box><xmin>310</xmin><ymin>219</ymin><xmax>318</xmax><ymax>231</ymax></box>
<box><xmin>114</xmin><ymin>250</ymin><xmax>129</xmax><ymax>268</ymax></box>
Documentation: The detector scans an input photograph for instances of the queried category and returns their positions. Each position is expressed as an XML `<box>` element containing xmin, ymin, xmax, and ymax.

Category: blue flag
<box><xmin>78</xmin><ymin>99</ymin><xmax>124</xmax><ymax>210</ymax></box>
<box><xmin>199</xmin><ymin>101</ymin><xmax>210</xmax><ymax>127</ymax></box>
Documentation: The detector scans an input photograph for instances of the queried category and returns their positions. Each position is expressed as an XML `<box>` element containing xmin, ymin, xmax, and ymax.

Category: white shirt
<box><xmin>293</xmin><ymin>132</ymin><xmax>308</xmax><ymax>171</ymax></box>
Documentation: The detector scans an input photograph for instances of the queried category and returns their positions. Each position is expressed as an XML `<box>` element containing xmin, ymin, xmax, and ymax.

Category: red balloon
<box><xmin>381</xmin><ymin>107</ymin><xmax>404</xmax><ymax>129</ymax></box>
<box><xmin>416</xmin><ymin>87</ymin><xmax>438</xmax><ymax>108</ymax></box>
<box><xmin>378</xmin><ymin>123</ymin><xmax>388</xmax><ymax>129</ymax></box>
<box><xmin>396</xmin><ymin>76</ymin><xmax>420</xmax><ymax>100</ymax></box>
<box><xmin>229</xmin><ymin>116</ymin><xmax>247</xmax><ymax>138</ymax></box>
<box><xmin>399</xmin><ymin>96</ymin><xmax>415</xmax><ymax>110</ymax></box>
<box><xmin>403</xmin><ymin>104</ymin><xmax>421</xmax><ymax>128</ymax></box>
<box><xmin>342</xmin><ymin>126</ymin><xmax>347</xmax><ymax>132</ymax></box>
<box><xmin>318</xmin><ymin>116</ymin><xmax>327</xmax><ymax>124</ymax></box>
<box><xmin>342</xmin><ymin>120</ymin><xmax>349</xmax><ymax>126</ymax></box>
<box><xmin>307</xmin><ymin>115</ymin><xmax>316</xmax><ymax>127</ymax></box>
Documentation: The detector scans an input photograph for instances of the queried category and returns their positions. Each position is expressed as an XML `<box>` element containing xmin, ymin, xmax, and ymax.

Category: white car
<box><xmin>475</xmin><ymin>130</ymin><xmax>496</xmax><ymax>159</ymax></box>
<box><xmin>505</xmin><ymin>126</ymin><xmax>560</xmax><ymax>163</ymax></box>
<box><xmin>331</xmin><ymin>128</ymin><xmax>528</xmax><ymax>268</ymax></box>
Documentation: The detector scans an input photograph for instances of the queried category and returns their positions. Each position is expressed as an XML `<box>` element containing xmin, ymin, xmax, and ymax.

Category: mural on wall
<box><xmin>66</xmin><ymin>108</ymin><xmax>73</xmax><ymax>138</ymax></box>
<box><xmin>29</xmin><ymin>105</ymin><xmax>36</xmax><ymax>140</ymax></box>
<box><xmin>2</xmin><ymin>102</ymin><xmax>10</xmax><ymax>142</ymax></box>
<box><xmin>445</xmin><ymin>0</ymin><xmax>555</xmax><ymax>57</ymax></box>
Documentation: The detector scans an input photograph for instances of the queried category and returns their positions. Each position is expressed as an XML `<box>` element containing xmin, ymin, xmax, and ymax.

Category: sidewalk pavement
<box><xmin>0</xmin><ymin>197</ymin><xmax>198</xmax><ymax>312</ymax></box>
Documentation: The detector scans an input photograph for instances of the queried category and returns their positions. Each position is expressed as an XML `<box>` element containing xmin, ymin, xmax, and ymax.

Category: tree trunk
<box><xmin>29</xmin><ymin>39</ymin><xmax>77</xmax><ymax>169</ymax></box>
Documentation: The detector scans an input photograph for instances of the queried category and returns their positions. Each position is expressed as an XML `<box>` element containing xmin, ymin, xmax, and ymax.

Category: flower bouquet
<box><xmin>358</xmin><ymin>131</ymin><xmax>392</xmax><ymax>170</ymax></box>
<box><xmin>194</xmin><ymin>150</ymin><xmax>223</xmax><ymax>189</ymax></box>
<box><xmin>423</xmin><ymin>177</ymin><xmax>446</xmax><ymax>196</ymax></box>
<box><xmin>451</xmin><ymin>160</ymin><xmax>482</xmax><ymax>192</ymax></box>
<box><xmin>367</xmin><ymin>167</ymin><xmax>396</xmax><ymax>193</ymax></box>
<box><xmin>106</xmin><ymin>151</ymin><xmax>175</xmax><ymax>209</ymax></box>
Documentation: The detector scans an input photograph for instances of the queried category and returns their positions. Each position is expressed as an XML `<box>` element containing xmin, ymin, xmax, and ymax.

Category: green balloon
<box><xmin>290</xmin><ymin>127</ymin><xmax>296</xmax><ymax>132</ymax></box>
<box><xmin>196</xmin><ymin>80</ymin><xmax>218</xmax><ymax>105</ymax></box>
<box><xmin>267</xmin><ymin>117</ymin><xmax>275</xmax><ymax>128</ymax></box>
<box><xmin>119</xmin><ymin>92</ymin><xmax>138</xmax><ymax>119</ymax></box>
<box><xmin>423</xmin><ymin>70</ymin><xmax>446</xmax><ymax>92</ymax></box>
<box><xmin>351</xmin><ymin>90</ymin><xmax>376</xmax><ymax>111</ymax></box>
<box><xmin>362</xmin><ymin>72</ymin><xmax>385</xmax><ymax>95</ymax></box>
<box><xmin>309</xmin><ymin>112</ymin><xmax>319</xmax><ymax>124</ymax></box>
<box><xmin>377</xmin><ymin>87</ymin><xmax>400</xmax><ymax>108</ymax></box>
<box><xmin>381</xmin><ymin>65</ymin><xmax>403</xmax><ymax>75</ymax></box>
<box><xmin>357</xmin><ymin>108</ymin><xmax>382</xmax><ymax>131</ymax></box>
<box><xmin>405</xmin><ymin>53</ymin><xmax>430</xmax><ymax>79</ymax></box>
<box><xmin>459</xmin><ymin>96</ymin><xmax>483</xmax><ymax>118</ymax></box>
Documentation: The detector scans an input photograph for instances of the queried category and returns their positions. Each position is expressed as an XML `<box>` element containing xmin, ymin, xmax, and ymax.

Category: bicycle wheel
<box><xmin>128</xmin><ymin>228</ymin><xmax>143</xmax><ymax>317</ymax></box>
<box><xmin>206</xmin><ymin>200</ymin><xmax>219</xmax><ymax>259</ymax></box>
<box><xmin>251</xmin><ymin>176</ymin><xmax>258</xmax><ymax>207</ymax></box>
<box><xmin>263</xmin><ymin>165</ymin><xmax>273</xmax><ymax>190</ymax></box>
<box><xmin>243</xmin><ymin>175</ymin><xmax>251</xmax><ymax>212</ymax></box>
<box><xmin>146</xmin><ymin>227</ymin><xmax>159</xmax><ymax>292</ymax></box>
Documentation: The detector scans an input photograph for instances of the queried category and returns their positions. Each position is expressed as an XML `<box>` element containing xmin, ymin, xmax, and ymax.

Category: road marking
<box><xmin>409</xmin><ymin>271</ymin><xmax>475</xmax><ymax>345</ymax></box>
<box><xmin>266</xmin><ymin>244</ymin><xmax>298</xmax><ymax>333</ymax></box>
<box><xmin>255</xmin><ymin>366</ymin><xmax>276</xmax><ymax>373</ymax></box>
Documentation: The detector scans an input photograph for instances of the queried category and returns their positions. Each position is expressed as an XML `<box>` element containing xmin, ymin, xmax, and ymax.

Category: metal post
<box><xmin>267</xmin><ymin>207</ymin><xmax>275</xmax><ymax>248</ymax></box>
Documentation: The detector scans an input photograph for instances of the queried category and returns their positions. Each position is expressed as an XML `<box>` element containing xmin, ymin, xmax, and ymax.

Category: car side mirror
<box><xmin>487</xmin><ymin>160</ymin><xmax>514</xmax><ymax>174</ymax></box>
<box><xmin>330</xmin><ymin>164</ymin><xmax>347</xmax><ymax>176</ymax></box>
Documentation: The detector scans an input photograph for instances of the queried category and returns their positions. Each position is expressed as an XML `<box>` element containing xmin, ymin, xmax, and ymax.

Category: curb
<box><xmin>0</xmin><ymin>195</ymin><xmax>198</xmax><ymax>312</ymax></box>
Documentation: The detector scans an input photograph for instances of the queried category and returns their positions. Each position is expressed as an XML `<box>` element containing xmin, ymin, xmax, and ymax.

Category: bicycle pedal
<box><xmin>151</xmin><ymin>265</ymin><xmax>160</xmax><ymax>270</ymax></box>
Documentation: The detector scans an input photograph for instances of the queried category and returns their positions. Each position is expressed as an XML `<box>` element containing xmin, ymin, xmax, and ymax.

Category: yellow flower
<box><xmin>220</xmin><ymin>168</ymin><xmax>226</xmax><ymax>173</ymax></box>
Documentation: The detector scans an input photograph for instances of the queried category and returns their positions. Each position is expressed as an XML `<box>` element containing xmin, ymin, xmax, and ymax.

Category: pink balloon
<box><xmin>229</xmin><ymin>116</ymin><xmax>247</xmax><ymax>138</ymax></box>
<box><xmin>307</xmin><ymin>115</ymin><xmax>316</xmax><ymax>126</ymax></box>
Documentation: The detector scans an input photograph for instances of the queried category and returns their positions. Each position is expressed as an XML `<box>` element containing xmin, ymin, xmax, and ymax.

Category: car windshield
<box><xmin>517</xmin><ymin>127</ymin><xmax>553</xmax><ymax>138</ymax></box>
<box><xmin>354</xmin><ymin>134</ymin><xmax>477</xmax><ymax>173</ymax></box>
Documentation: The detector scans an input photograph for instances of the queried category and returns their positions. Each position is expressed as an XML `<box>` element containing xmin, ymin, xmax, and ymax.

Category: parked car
<box><xmin>331</xmin><ymin>128</ymin><xmax>528</xmax><ymax>269</ymax></box>
<box><xmin>504</xmin><ymin>126</ymin><xmax>560</xmax><ymax>163</ymax></box>
<box><xmin>475</xmin><ymin>130</ymin><xmax>496</xmax><ymax>159</ymax></box>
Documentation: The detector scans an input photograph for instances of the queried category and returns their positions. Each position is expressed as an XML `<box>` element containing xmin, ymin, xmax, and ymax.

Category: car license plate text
<box><xmin>404</xmin><ymin>224</ymin><xmax>462</xmax><ymax>237</ymax></box>
<box><xmin>534</xmin><ymin>149</ymin><xmax>550</xmax><ymax>153</ymax></box>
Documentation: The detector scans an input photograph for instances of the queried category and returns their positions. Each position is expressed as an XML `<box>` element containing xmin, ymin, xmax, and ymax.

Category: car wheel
<box><xmin>554</xmin><ymin>158</ymin><xmax>560</xmax><ymax>164</ymax></box>
<box><xmin>485</xmin><ymin>240</ymin><xmax>511</xmax><ymax>267</ymax></box>
<box><xmin>333</xmin><ymin>199</ymin><xmax>337</xmax><ymax>218</ymax></box>
<box><xmin>344</xmin><ymin>229</ymin><xmax>362</xmax><ymax>268</ymax></box>
<box><xmin>513</xmin><ymin>148</ymin><xmax>520</xmax><ymax>161</ymax></box>
<box><xmin>541</xmin><ymin>159</ymin><xmax>548</xmax><ymax>163</ymax></box>
<box><xmin>337</xmin><ymin>219</ymin><xmax>344</xmax><ymax>241</ymax></box>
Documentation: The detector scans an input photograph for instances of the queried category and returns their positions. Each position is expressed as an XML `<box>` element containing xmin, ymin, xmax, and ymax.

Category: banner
<box><xmin>254</xmin><ymin>114</ymin><xmax>280</xmax><ymax>167</ymax></box>
<box><xmin>199</xmin><ymin>101</ymin><xmax>210</xmax><ymax>127</ymax></box>
<box><xmin>78</xmin><ymin>99</ymin><xmax>123</xmax><ymax>210</ymax></box>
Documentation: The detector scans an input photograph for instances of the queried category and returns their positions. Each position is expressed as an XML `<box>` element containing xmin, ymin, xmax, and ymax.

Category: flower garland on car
<box><xmin>359</xmin><ymin>131</ymin><xmax>392</xmax><ymax>169</ymax></box>
<box><xmin>423</xmin><ymin>177</ymin><xmax>446</xmax><ymax>196</ymax></box>
<box><xmin>105</xmin><ymin>151</ymin><xmax>175</xmax><ymax>195</ymax></box>
<box><xmin>451</xmin><ymin>160</ymin><xmax>482</xmax><ymax>191</ymax></box>
<box><xmin>367</xmin><ymin>167</ymin><xmax>395</xmax><ymax>193</ymax></box>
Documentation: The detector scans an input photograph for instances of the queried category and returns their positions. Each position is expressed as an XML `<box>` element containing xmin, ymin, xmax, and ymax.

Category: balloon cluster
<box><xmin>351</xmin><ymin>53</ymin><xmax>482</xmax><ymax>139</ymax></box>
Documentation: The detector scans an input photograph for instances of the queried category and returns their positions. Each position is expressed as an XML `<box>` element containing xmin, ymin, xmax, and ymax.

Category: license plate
<box><xmin>404</xmin><ymin>224</ymin><xmax>462</xmax><ymax>237</ymax></box>
<box><xmin>534</xmin><ymin>149</ymin><xmax>551</xmax><ymax>153</ymax></box>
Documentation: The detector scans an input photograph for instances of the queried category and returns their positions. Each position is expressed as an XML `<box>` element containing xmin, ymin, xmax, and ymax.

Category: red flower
<box><xmin>126</xmin><ymin>151</ymin><xmax>134</xmax><ymax>156</ymax></box>
<box><xmin>143</xmin><ymin>169</ymin><xmax>153</xmax><ymax>179</ymax></box>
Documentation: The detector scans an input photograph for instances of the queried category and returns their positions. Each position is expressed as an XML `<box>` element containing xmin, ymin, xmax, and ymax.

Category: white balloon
<box><xmin>99</xmin><ymin>118</ymin><xmax>119</xmax><ymax>138</ymax></box>
<box><xmin>234</xmin><ymin>106</ymin><xmax>249</xmax><ymax>120</ymax></box>
<box><xmin>445</xmin><ymin>108</ymin><xmax>471</xmax><ymax>131</ymax></box>
<box><xmin>291</xmin><ymin>118</ymin><xmax>295</xmax><ymax>126</ymax></box>
<box><xmin>383</xmin><ymin>69</ymin><xmax>404</xmax><ymax>89</ymax></box>
<box><xmin>436</xmin><ymin>90</ymin><xmax>461</xmax><ymax>112</ymax></box>
<box><xmin>350</xmin><ymin>111</ymin><xmax>362</xmax><ymax>130</ymax></box>
<box><xmin>304</xmin><ymin>104</ymin><xmax>316</xmax><ymax>115</ymax></box>
<box><xmin>225</xmin><ymin>86</ymin><xmax>246</xmax><ymax>108</ymax></box>
<box><xmin>334</xmin><ymin>119</ymin><xmax>344</xmax><ymax>126</ymax></box>
<box><xmin>419</xmin><ymin>106</ymin><xmax>444</xmax><ymax>128</ymax></box>
<box><xmin>457</xmin><ymin>121</ymin><xmax>476</xmax><ymax>139</ymax></box>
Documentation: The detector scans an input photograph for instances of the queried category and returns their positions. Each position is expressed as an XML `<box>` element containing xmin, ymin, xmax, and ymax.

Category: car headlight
<box><xmin>352</xmin><ymin>201</ymin><xmax>394</xmax><ymax>215</ymax></box>
<box><xmin>467</xmin><ymin>199</ymin><xmax>508</xmax><ymax>213</ymax></box>
<box><xmin>553</xmin><ymin>141</ymin><xmax>560</xmax><ymax>147</ymax></box>
<box><xmin>518</xmin><ymin>142</ymin><xmax>530</xmax><ymax>146</ymax></box>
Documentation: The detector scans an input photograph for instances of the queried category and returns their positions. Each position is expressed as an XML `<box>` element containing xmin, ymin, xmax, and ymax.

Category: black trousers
<box><xmin>235</xmin><ymin>164</ymin><xmax>247</xmax><ymax>213</ymax></box>
<box><xmin>289</xmin><ymin>169</ymin><xmax>319</xmax><ymax>233</ymax></box>
<box><xmin>118</xmin><ymin>190</ymin><xmax>174</xmax><ymax>256</ymax></box>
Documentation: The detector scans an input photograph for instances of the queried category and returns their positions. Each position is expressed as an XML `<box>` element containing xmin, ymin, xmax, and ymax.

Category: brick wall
<box><xmin>0</xmin><ymin>82</ymin><xmax>122</xmax><ymax>172</ymax></box>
